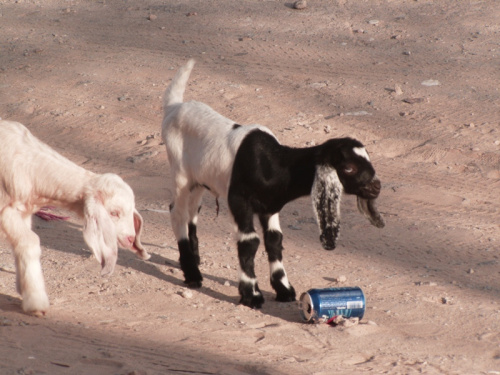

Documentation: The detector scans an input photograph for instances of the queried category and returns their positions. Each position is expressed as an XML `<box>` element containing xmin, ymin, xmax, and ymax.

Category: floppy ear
<box><xmin>82</xmin><ymin>194</ymin><xmax>118</xmax><ymax>276</ymax></box>
<box><xmin>131</xmin><ymin>209</ymin><xmax>151</xmax><ymax>260</ymax></box>
<box><xmin>357</xmin><ymin>197</ymin><xmax>385</xmax><ymax>228</ymax></box>
<box><xmin>311</xmin><ymin>165</ymin><xmax>343</xmax><ymax>250</ymax></box>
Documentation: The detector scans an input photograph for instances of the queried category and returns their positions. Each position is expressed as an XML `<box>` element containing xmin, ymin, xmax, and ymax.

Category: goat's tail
<box><xmin>163</xmin><ymin>59</ymin><xmax>196</xmax><ymax>109</ymax></box>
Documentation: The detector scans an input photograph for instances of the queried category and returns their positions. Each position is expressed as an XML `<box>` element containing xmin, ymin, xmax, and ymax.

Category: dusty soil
<box><xmin>1</xmin><ymin>0</ymin><xmax>499</xmax><ymax>374</ymax></box>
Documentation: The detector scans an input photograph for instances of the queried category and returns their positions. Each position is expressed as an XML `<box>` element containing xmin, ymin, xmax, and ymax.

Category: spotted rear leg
<box><xmin>236</xmin><ymin>232</ymin><xmax>264</xmax><ymax>308</ymax></box>
<box><xmin>259</xmin><ymin>213</ymin><xmax>296</xmax><ymax>302</ymax></box>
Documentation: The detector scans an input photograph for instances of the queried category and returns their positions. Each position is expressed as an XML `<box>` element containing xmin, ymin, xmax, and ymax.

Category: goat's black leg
<box><xmin>237</xmin><ymin>232</ymin><xmax>264</xmax><ymax>308</ymax></box>
<box><xmin>229</xmin><ymin>193</ymin><xmax>264</xmax><ymax>308</ymax></box>
<box><xmin>259</xmin><ymin>213</ymin><xmax>296</xmax><ymax>302</ymax></box>
<box><xmin>171</xmin><ymin>187</ymin><xmax>203</xmax><ymax>288</ymax></box>
<box><xmin>187</xmin><ymin>189</ymin><xmax>204</xmax><ymax>266</ymax></box>
<box><xmin>188</xmin><ymin>222</ymin><xmax>200</xmax><ymax>265</ymax></box>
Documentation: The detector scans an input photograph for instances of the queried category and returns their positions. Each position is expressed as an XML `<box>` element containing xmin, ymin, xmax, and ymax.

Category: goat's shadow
<box><xmin>27</xmin><ymin>217</ymin><xmax>301</xmax><ymax>323</ymax></box>
<box><xmin>0</xmin><ymin>294</ymin><xmax>22</xmax><ymax>313</ymax></box>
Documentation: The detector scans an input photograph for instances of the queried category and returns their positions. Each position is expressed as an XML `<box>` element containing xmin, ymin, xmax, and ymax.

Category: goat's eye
<box><xmin>110</xmin><ymin>211</ymin><xmax>120</xmax><ymax>218</ymax></box>
<box><xmin>343</xmin><ymin>164</ymin><xmax>358</xmax><ymax>175</ymax></box>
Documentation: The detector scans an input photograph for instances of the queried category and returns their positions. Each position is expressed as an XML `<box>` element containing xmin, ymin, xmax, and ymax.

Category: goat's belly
<box><xmin>194</xmin><ymin>167</ymin><xmax>231</xmax><ymax>199</ymax></box>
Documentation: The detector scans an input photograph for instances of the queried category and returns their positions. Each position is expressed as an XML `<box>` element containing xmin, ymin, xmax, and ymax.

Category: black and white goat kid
<box><xmin>162</xmin><ymin>60</ymin><xmax>385</xmax><ymax>308</ymax></box>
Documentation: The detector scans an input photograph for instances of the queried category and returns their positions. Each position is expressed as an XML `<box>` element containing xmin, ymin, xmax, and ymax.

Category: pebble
<box><xmin>0</xmin><ymin>265</ymin><xmax>15</xmax><ymax>273</ymax></box>
<box><xmin>126</xmin><ymin>151</ymin><xmax>158</xmax><ymax>163</ymax></box>
<box><xmin>343</xmin><ymin>111</ymin><xmax>371</xmax><ymax>116</ymax></box>
<box><xmin>179</xmin><ymin>289</ymin><xmax>193</xmax><ymax>299</ymax></box>
<box><xmin>330</xmin><ymin>316</ymin><xmax>359</xmax><ymax>328</ymax></box>
<box><xmin>394</xmin><ymin>84</ymin><xmax>403</xmax><ymax>96</ymax></box>
<box><xmin>335</xmin><ymin>275</ymin><xmax>347</xmax><ymax>283</ymax></box>
<box><xmin>467</xmin><ymin>268</ymin><xmax>474</xmax><ymax>274</ymax></box>
<box><xmin>147</xmin><ymin>14</ymin><xmax>157</xmax><ymax>21</ymax></box>
<box><xmin>421</xmin><ymin>79</ymin><xmax>440</xmax><ymax>86</ymax></box>
<box><xmin>293</xmin><ymin>0</ymin><xmax>307</xmax><ymax>10</ymax></box>
<box><xmin>368</xmin><ymin>20</ymin><xmax>379</xmax><ymax>25</ymax></box>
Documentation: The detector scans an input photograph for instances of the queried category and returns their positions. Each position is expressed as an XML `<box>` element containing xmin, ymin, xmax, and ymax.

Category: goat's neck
<box><xmin>31</xmin><ymin>164</ymin><xmax>94</xmax><ymax>215</ymax></box>
<box><xmin>281</xmin><ymin>145</ymin><xmax>321</xmax><ymax>200</ymax></box>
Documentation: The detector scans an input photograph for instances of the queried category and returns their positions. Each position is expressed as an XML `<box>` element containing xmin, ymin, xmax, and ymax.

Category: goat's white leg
<box><xmin>259</xmin><ymin>213</ymin><xmax>296</xmax><ymax>302</ymax></box>
<box><xmin>0</xmin><ymin>207</ymin><xmax>49</xmax><ymax>315</ymax></box>
<box><xmin>170</xmin><ymin>185</ymin><xmax>203</xmax><ymax>287</ymax></box>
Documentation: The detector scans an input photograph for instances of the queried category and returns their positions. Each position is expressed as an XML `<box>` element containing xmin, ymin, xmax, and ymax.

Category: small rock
<box><xmin>324</xmin><ymin>125</ymin><xmax>331</xmax><ymax>134</ymax></box>
<box><xmin>224</xmin><ymin>280</ymin><xmax>230</xmax><ymax>287</ymax></box>
<box><xmin>423</xmin><ymin>281</ymin><xmax>438</xmax><ymax>286</ymax></box>
<box><xmin>421</xmin><ymin>79</ymin><xmax>440</xmax><ymax>87</ymax></box>
<box><xmin>179</xmin><ymin>289</ymin><xmax>193</xmax><ymax>299</ymax></box>
<box><xmin>467</xmin><ymin>268</ymin><xmax>474</xmax><ymax>274</ymax></box>
<box><xmin>403</xmin><ymin>97</ymin><xmax>425</xmax><ymax>104</ymax></box>
<box><xmin>335</xmin><ymin>275</ymin><xmax>347</xmax><ymax>283</ymax></box>
<box><xmin>0</xmin><ymin>318</ymin><xmax>13</xmax><ymax>326</ymax></box>
<box><xmin>293</xmin><ymin>0</ymin><xmax>307</xmax><ymax>10</ymax></box>
<box><xmin>126</xmin><ymin>151</ymin><xmax>159</xmax><ymax>163</ymax></box>
<box><xmin>148</xmin><ymin>14</ymin><xmax>157</xmax><ymax>21</ymax></box>
<box><xmin>343</xmin><ymin>111</ymin><xmax>371</xmax><ymax>116</ymax></box>
<box><xmin>394</xmin><ymin>84</ymin><xmax>403</xmax><ymax>96</ymax></box>
<box><xmin>329</xmin><ymin>316</ymin><xmax>359</xmax><ymax>327</ymax></box>
<box><xmin>368</xmin><ymin>20</ymin><xmax>379</xmax><ymax>25</ymax></box>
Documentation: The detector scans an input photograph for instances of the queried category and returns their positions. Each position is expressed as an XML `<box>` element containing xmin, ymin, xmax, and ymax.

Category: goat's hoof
<box><xmin>22</xmin><ymin>293</ymin><xmax>49</xmax><ymax>316</ymax></box>
<box><xmin>184</xmin><ymin>279</ymin><xmax>202</xmax><ymax>288</ymax></box>
<box><xmin>239</xmin><ymin>294</ymin><xmax>265</xmax><ymax>309</ymax></box>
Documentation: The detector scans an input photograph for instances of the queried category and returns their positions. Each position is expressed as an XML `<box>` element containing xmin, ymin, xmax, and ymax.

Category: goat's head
<box><xmin>312</xmin><ymin>138</ymin><xmax>385</xmax><ymax>250</ymax></box>
<box><xmin>83</xmin><ymin>174</ymin><xmax>150</xmax><ymax>276</ymax></box>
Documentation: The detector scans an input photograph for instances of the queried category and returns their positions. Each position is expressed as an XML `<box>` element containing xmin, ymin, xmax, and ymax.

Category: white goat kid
<box><xmin>0</xmin><ymin>120</ymin><xmax>150</xmax><ymax>315</ymax></box>
<box><xmin>162</xmin><ymin>60</ymin><xmax>384</xmax><ymax>309</ymax></box>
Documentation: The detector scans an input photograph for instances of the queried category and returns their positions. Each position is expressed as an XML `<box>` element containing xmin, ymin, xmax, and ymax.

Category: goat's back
<box><xmin>161</xmin><ymin>100</ymin><xmax>275</xmax><ymax>199</ymax></box>
<box><xmin>0</xmin><ymin>120</ymin><xmax>90</xmax><ymax>210</ymax></box>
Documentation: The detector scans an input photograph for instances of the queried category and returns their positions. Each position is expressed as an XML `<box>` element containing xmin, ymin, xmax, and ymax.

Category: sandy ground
<box><xmin>1</xmin><ymin>0</ymin><xmax>499</xmax><ymax>374</ymax></box>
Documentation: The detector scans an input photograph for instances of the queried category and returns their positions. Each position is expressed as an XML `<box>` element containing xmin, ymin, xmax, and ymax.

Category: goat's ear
<box><xmin>311</xmin><ymin>165</ymin><xmax>343</xmax><ymax>250</ymax></box>
<box><xmin>82</xmin><ymin>195</ymin><xmax>118</xmax><ymax>276</ymax></box>
<box><xmin>357</xmin><ymin>197</ymin><xmax>385</xmax><ymax>228</ymax></box>
<box><xmin>132</xmin><ymin>209</ymin><xmax>151</xmax><ymax>260</ymax></box>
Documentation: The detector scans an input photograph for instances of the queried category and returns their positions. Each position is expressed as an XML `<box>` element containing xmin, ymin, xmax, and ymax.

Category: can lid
<box><xmin>299</xmin><ymin>292</ymin><xmax>314</xmax><ymax>322</ymax></box>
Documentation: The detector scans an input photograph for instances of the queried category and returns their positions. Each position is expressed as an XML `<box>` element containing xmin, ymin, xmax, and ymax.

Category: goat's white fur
<box><xmin>0</xmin><ymin>120</ymin><xmax>150</xmax><ymax>315</ymax></box>
<box><xmin>162</xmin><ymin>60</ymin><xmax>275</xmax><ymax>208</ymax></box>
<box><xmin>353</xmin><ymin>147</ymin><xmax>371</xmax><ymax>161</ymax></box>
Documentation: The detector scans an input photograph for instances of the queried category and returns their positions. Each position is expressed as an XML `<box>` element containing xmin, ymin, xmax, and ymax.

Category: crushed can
<box><xmin>299</xmin><ymin>286</ymin><xmax>366</xmax><ymax>323</ymax></box>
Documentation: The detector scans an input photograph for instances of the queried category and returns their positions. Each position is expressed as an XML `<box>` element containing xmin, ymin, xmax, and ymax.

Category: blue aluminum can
<box><xmin>299</xmin><ymin>287</ymin><xmax>366</xmax><ymax>323</ymax></box>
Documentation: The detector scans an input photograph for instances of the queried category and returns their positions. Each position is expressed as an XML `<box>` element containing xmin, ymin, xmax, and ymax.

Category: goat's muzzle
<box><xmin>360</xmin><ymin>177</ymin><xmax>381</xmax><ymax>199</ymax></box>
